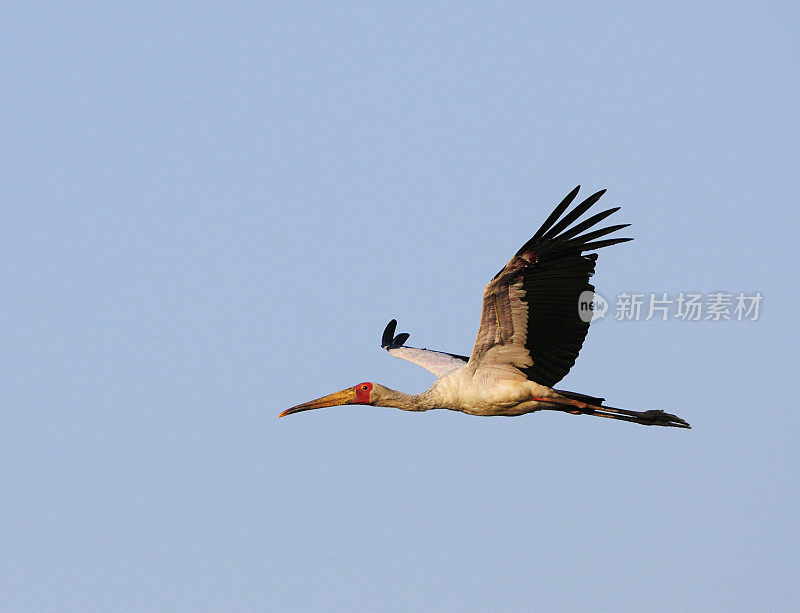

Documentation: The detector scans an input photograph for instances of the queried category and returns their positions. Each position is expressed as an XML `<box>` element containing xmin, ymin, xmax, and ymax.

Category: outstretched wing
<box><xmin>468</xmin><ymin>186</ymin><xmax>631</xmax><ymax>387</ymax></box>
<box><xmin>381</xmin><ymin>319</ymin><xmax>468</xmax><ymax>378</ymax></box>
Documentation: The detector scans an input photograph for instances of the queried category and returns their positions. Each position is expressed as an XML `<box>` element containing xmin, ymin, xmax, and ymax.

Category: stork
<box><xmin>280</xmin><ymin>186</ymin><xmax>690</xmax><ymax>428</ymax></box>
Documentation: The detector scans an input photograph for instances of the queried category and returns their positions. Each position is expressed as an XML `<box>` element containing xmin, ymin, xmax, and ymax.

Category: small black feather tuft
<box><xmin>381</xmin><ymin>319</ymin><xmax>410</xmax><ymax>349</ymax></box>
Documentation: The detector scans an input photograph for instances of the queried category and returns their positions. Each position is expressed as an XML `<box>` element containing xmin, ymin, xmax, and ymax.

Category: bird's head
<box><xmin>279</xmin><ymin>381</ymin><xmax>380</xmax><ymax>417</ymax></box>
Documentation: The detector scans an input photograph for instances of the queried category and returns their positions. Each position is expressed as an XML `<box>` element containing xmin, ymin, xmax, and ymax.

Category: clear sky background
<box><xmin>3</xmin><ymin>3</ymin><xmax>799</xmax><ymax>611</ymax></box>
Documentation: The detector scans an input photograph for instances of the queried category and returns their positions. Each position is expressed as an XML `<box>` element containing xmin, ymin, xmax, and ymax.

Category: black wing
<box><xmin>469</xmin><ymin>186</ymin><xmax>631</xmax><ymax>387</ymax></box>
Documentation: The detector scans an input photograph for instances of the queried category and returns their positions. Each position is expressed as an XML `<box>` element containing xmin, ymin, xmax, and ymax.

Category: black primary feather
<box><xmin>393</xmin><ymin>333</ymin><xmax>410</xmax><ymax>347</ymax></box>
<box><xmin>539</xmin><ymin>189</ymin><xmax>606</xmax><ymax>241</ymax></box>
<box><xmin>381</xmin><ymin>319</ymin><xmax>397</xmax><ymax>347</ymax></box>
<box><xmin>530</xmin><ymin>185</ymin><xmax>581</xmax><ymax>242</ymax></box>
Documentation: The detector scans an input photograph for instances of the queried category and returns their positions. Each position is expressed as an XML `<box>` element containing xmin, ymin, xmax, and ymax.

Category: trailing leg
<box><xmin>530</xmin><ymin>396</ymin><xmax>691</xmax><ymax>429</ymax></box>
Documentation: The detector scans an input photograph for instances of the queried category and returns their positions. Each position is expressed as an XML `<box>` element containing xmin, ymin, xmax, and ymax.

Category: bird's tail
<box><xmin>546</xmin><ymin>391</ymin><xmax>691</xmax><ymax>429</ymax></box>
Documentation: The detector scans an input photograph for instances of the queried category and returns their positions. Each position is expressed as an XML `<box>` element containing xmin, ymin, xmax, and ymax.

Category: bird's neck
<box><xmin>374</xmin><ymin>387</ymin><xmax>438</xmax><ymax>412</ymax></box>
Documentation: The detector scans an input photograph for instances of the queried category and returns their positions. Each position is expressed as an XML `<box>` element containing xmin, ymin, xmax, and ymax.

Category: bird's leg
<box><xmin>529</xmin><ymin>396</ymin><xmax>691</xmax><ymax>429</ymax></box>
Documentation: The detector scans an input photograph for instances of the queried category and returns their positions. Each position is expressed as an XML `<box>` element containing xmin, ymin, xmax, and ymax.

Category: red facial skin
<box><xmin>355</xmin><ymin>382</ymin><xmax>373</xmax><ymax>403</ymax></box>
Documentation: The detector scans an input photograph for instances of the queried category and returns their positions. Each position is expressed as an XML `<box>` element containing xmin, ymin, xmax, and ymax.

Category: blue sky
<box><xmin>2</xmin><ymin>2</ymin><xmax>798</xmax><ymax>610</ymax></box>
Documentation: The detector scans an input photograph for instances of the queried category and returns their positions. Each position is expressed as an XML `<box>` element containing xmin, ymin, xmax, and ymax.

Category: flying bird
<box><xmin>280</xmin><ymin>186</ymin><xmax>690</xmax><ymax>428</ymax></box>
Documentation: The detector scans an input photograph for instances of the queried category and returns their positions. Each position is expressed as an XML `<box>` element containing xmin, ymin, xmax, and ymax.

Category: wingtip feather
<box><xmin>381</xmin><ymin>319</ymin><xmax>397</xmax><ymax>347</ymax></box>
<box><xmin>529</xmin><ymin>185</ymin><xmax>582</xmax><ymax>244</ymax></box>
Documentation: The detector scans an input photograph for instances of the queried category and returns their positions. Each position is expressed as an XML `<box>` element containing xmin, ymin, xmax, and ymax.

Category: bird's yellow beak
<box><xmin>278</xmin><ymin>387</ymin><xmax>359</xmax><ymax>418</ymax></box>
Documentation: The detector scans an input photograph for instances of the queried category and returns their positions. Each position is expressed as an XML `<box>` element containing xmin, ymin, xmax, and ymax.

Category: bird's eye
<box><xmin>361</xmin><ymin>385</ymin><xmax>368</xmax><ymax>390</ymax></box>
